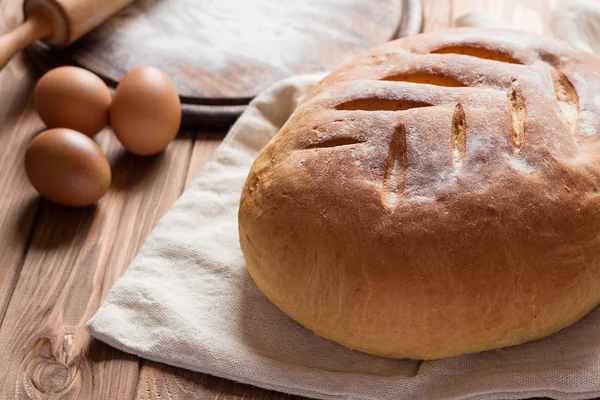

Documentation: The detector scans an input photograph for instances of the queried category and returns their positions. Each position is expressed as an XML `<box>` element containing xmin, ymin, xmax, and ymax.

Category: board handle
<box><xmin>0</xmin><ymin>12</ymin><xmax>53</xmax><ymax>71</ymax></box>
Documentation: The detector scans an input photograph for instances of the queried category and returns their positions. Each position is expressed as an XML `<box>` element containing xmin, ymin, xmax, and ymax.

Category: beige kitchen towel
<box><xmin>87</xmin><ymin>71</ymin><xmax>600</xmax><ymax>399</ymax></box>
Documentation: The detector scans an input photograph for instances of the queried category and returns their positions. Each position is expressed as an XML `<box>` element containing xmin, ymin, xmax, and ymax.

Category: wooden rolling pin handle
<box><xmin>0</xmin><ymin>12</ymin><xmax>53</xmax><ymax>71</ymax></box>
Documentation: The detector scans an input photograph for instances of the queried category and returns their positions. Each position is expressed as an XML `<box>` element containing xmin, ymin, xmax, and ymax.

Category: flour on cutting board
<box><xmin>99</xmin><ymin>0</ymin><xmax>386</xmax><ymax>74</ymax></box>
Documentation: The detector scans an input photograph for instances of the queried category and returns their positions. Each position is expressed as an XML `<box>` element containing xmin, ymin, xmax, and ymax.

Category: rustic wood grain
<box><xmin>28</xmin><ymin>0</ymin><xmax>423</xmax><ymax>129</ymax></box>
<box><xmin>0</xmin><ymin>0</ymin><xmax>41</xmax><ymax>332</ymax></box>
<box><xmin>0</xmin><ymin>98</ymin><xmax>41</xmax><ymax>327</ymax></box>
<box><xmin>136</xmin><ymin>361</ymin><xmax>301</xmax><ymax>400</ymax></box>
<box><xmin>97</xmin><ymin>131</ymin><xmax>196</xmax><ymax>297</ymax></box>
<box><xmin>184</xmin><ymin>133</ymin><xmax>222</xmax><ymax>189</ymax></box>
<box><xmin>0</xmin><ymin>124</ymin><xmax>196</xmax><ymax>398</ymax></box>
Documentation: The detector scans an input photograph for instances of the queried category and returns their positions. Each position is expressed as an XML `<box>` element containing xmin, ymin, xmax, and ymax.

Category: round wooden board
<box><xmin>29</xmin><ymin>0</ymin><xmax>423</xmax><ymax>129</ymax></box>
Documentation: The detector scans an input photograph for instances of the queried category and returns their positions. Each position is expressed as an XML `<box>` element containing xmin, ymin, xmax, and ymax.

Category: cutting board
<box><xmin>29</xmin><ymin>0</ymin><xmax>423</xmax><ymax>129</ymax></box>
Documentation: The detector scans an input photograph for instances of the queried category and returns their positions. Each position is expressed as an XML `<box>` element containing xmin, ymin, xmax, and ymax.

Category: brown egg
<box><xmin>24</xmin><ymin>128</ymin><xmax>111</xmax><ymax>207</ymax></box>
<box><xmin>110</xmin><ymin>66</ymin><xmax>181</xmax><ymax>156</ymax></box>
<box><xmin>34</xmin><ymin>66</ymin><xmax>112</xmax><ymax>137</ymax></box>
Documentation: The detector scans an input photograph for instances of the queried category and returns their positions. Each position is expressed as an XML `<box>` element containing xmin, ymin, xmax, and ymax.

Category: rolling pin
<box><xmin>0</xmin><ymin>0</ymin><xmax>135</xmax><ymax>70</ymax></box>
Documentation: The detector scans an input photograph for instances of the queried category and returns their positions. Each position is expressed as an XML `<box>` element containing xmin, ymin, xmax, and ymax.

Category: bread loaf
<box><xmin>238</xmin><ymin>28</ymin><xmax>600</xmax><ymax>359</ymax></box>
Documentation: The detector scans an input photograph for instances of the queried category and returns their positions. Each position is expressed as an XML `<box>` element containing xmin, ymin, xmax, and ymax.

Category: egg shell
<box><xmin>34</xmin><ymin>66</ymin><xmax>112</xmax><ymax>137</ymax></box>
<box><xmin>24</xmin><ymin>128</ymin><xmax>112</xmax><ymax>207</ymax></box>
<box><xmin>110</xmin><ymin>66</ymin><xmax>182</xmax><ymax>156</ymax></box>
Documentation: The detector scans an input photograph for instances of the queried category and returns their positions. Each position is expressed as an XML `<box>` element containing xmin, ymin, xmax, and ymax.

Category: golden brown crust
<box><xmin>238</xmin><ymin>29</ymin><xmax>600</xmax><ymax>359</ymax></box>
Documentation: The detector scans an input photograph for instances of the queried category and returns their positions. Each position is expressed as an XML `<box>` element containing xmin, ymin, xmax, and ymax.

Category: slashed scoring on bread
<box><xmin>238</xmin><ymin>29</ymin><xmax>600</xmax><ymax>359</ymax></box>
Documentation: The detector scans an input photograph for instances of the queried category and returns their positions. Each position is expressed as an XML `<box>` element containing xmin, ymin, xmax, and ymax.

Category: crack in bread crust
<box><xmin>508</xmin><ymin>79</ymin><xmax>527</xmax><ymax>152</ymax></box>
<box><xmin>430</xmin><ymin>44</ymin><xmax>524</xmax><ymax>64</ymax></box>
<box><xmin>382</xmin><ymin>121</ymin><xmax>407</xmax><ymax>206</ymax></box>
<box><xmin>551</xmin><ymin>69</ymin><xmax>580</xmax><ymax>132</ymax></box>
<box><xmin>451</xmin><ymin>103</ymin><xmax>467</xmax><ymax>166</ymax></box>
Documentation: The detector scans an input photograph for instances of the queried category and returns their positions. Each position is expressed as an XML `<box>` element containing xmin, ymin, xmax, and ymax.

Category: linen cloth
<box><xmin>89</xmin><ymin>6</ymin><xmax>600</xmax><ymax>398</ymax></box>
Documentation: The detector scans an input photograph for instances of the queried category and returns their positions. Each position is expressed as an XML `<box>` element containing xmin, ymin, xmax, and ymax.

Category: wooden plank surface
<box><xmin>0</xmin><ymin>0</ymin><xmax>40</xmax><ymax>333</ymax></box>
<box><xmin>0</xmin><ymin>1</ymin><xmax>556</xmax><ymax>399</ymax></box>
<box><xmin>0</xmin><ymin>123</ymin><xmax>195</xmax><ymax>398</ymax></box>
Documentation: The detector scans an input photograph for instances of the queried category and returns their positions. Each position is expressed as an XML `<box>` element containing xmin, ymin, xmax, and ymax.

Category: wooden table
<box><xmin>0</xmin><ymin>1</ymin><xmax>559</xmax><ymax>398</ymax></box>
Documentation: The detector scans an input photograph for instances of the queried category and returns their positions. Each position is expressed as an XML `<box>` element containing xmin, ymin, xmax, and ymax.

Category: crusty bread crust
<box><xmin>238</xmin><ymin>28</ymin><xmax>600</xmax><ymax>359</ymax></box>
